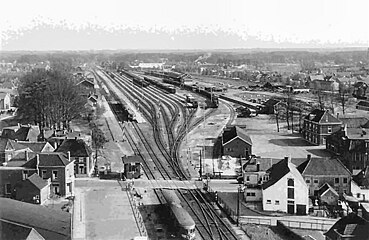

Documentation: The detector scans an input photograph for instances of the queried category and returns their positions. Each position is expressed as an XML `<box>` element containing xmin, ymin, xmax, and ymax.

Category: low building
<box><xmin>0</xmin><ymin>166</ymin><xmax>37</xmax><ymax>198</ymax></box>
<box><xmin>317</xmin><ymin>183</ymin><xmax>339</xmax><ymax>206</ymax></box>
<box><xmin>0</xmin><ymin>138</ymin><xmax>32</xmax><ymax>163</ymax></box>
<box><xmin>262</xmin><ymin>157</ymin><xmax>309</xmax><ymax>215</ymax></box>
<box><xmin>302</xmin><ymin>109</ymin><xmax>342</xmax><ymax>145</ymax></box>
<box><xmin>356</xmin><ymin>100</ymin><xmax>369</xmax><ymax>111</ymax></box>
<box><xmin>122</xmin><ymin>155</ymin><xmax>142</xmax><ymax>179</ymax></box>
<box><xmin>0</xmin><ymin>92</ymin><xmax>11</xmax><ymax>109</ymax></box>
<box><xmin>297</xmin><ymin>156</ymin><xmax>351</xmax><ymax>196</ymax></box>
<box><xmin>55</xmin><ymin>138</ymin><xmax>93</xmax><ymax>177</ymax></box>
<box><xmin>222</xmin><ymin>126</ymin><xmax>252</xmax><ymax>158</ymax></box>
<box><xmin>15</xmin><ymin>173</ymin><xmax>51</xmax><ymax>205</ymax></box>
<box><xmin>0</xmin><ymin>198</ymin><xmax>71</xmax><ymax>240</ymax></box>
<box><xmin>1</xmin><ymin>124</ymin><xmax>40</xmax><ymax>142</ymax></box>
<box><xmin>351</xmin><ymin>166</ymin><xmax>369</xmax><ymax>202</ymax></box>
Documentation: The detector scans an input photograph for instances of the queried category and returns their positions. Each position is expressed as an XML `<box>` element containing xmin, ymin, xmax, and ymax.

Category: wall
<box><xmin>0</xmin><ymin>168</ymin><xmax>37</xmax><ymax>198</ymax></box>
<box><xmin>262</xmin><ymin>172</ymin><xmax>309</xmax><ymax>214</ymax></box>
<box><xmin>351</xmin><ymin>181</ymin><xmax>369</xmax><ymax>202</ymax></box>
<box><xmin>304</xmin><ymin>175</ymin><xmax>350</xmax><ymax>196</ymax></box>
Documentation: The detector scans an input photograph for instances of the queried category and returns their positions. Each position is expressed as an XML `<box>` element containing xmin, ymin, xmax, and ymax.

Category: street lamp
<box><xmin>237</xmin><ymin>184</ymin><xmax>245</xmax><ymax>226</ymax></box>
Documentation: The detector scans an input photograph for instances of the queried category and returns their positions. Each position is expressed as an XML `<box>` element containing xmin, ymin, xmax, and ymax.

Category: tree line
<box><xmin>16</xmin><ymin>68</ymin><xmax>85</xmax><ymax>139</ymax></box>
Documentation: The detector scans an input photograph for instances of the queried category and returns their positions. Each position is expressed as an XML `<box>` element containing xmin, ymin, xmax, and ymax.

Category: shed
<box><xmin>122</xmin><ymin>155</ymin><xmax>142</xmax><ymax>179</ymax></box>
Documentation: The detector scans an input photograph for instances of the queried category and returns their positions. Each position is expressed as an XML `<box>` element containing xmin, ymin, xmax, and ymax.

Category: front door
<box><xmin>53</xmin><ymin>186</ymin><xmax>60</xmax><ymax>195</ymax></box>
<box><xmin>287</xmin><ymin>201</ymin><xmax>294</xmax><ymax>214</ymax></box>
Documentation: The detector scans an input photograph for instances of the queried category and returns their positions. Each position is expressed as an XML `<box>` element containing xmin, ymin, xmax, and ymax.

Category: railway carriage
<box><xmin>162</xmin><ymin>189</ymin><xmax>195</xmax><ymax>240</ymax></box>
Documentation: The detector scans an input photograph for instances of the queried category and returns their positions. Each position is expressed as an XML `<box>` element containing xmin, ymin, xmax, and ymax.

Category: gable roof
<box><xmin>14</xmin><ymin>126</ymin><xmax>40</xmax><ymax>141</ymax></box>
<box><xmin>0</xmin><ymin>198</ymin><xmax>71</xmax><ymax>240</ymax></box>
<box><xmin>324</xmin><ymin>213</ymin><xmax>369</xmax><ymax>240</ymax></box>
<box><xmin>339</xmin><ymin>116</ymin><xmax>369</xmax><ymax>128</ymax></box>
<box><xmin>297</xmin><ymin>157</ymin><xmax>351</xmax><ymax>176</ymax></box>
<box><xmin>353</xmin><ymin>166</ymin><xmax>369</xmax><ymax>187</ymax></box>
<box><xmin>0</xmin><ymin>219</ymin><xmax>45</xmax><ymax>240</ymax></box>
<box><xmin>317</xmin><ymin>183</ymin><xmax>338</xmax><ymax>197</ymax></box>
<box><xmin>22</xmin><ymin>153</ymin><xmax>72</xmax><ymax>168</ymax></box>
<box><xmin>17</xmin><ymin>141</ymin><xmax>53</xmax><ymax>152</ymax></box>
<box><xmin>0</xmin><ymin>138</ymin><xmax>29</xmax><ymax>152</ymax></box>
<box><xmin>55</xmin><ymin>138</ymin><xmax>92</xmax><ymax>157</ymax></box>
<box><xmin>305</xmin><ymin>109</ymin><xmax>341</xmax><ymax>124</ymax></box>
<box><xmin>222</xmin><ymin>126</ymin><xmax>252</xmax><ymax>146</ymax></box>
<box><xmin>25</xmin><ymin>173</ymin><xmax>49</xmax><ymax>190</ymax></box>
<box><xmin>262</xmin><ymin>157</ymin><xmax>290</xmax><ymax>189</ymax></box>
<box><xmin>76</xmin><ymin>78</ymin><xmax>94</xmax><ymax>87</ymax></box>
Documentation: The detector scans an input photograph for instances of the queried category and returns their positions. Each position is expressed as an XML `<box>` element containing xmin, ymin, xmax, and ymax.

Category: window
<box><xmin>328</xmin><ymin>126</ymin><xmax>332</xmax><ymax>133</ymax></box>
<box><xmin>357</xmin><ymin>193</ymin><xmax>361</xmax><ymax>198</ymax></box>
<box><xmin>275</xmin><ymin>200</ymin><xmax>280</xmax><ymax>205</ymax></box>
<box><xmin>288</xmin><ymin>179</ymin><xmax>294</xmax><ymax>187</ymax></box>
<box><xmin>266</xmin><ymin>200</ymin><xmax>271</xmax><ymax>204</ymax></box>
<box><xmin>306</xmin><ymin>179</ymin><xmax>310</xmax><ymax>184</ymax></box>
<box><xmin>246</xmin><ymin>176</ymin><xmax>250</xmax><ymax>182</ymax></box>
<box><xmin>288</xmin><ymin>188</ymin><xmax>294</xmax><ymax>199</ymax></box>
<box><xmin>343</xmin><ymin>178</ymin><xmax>348</xmax><ymax>184</ymax></box>
<box><xmin>313</xmin><ymin>179</ymin><xmax>319</xmax><ymax>184</ymax></box>
<box><xmin>52</xmin><ymin>170</ymin><xmax>58</xmax><ymax>180</ymax></box>
<box><xmin>334</xmin><ymin>178</ymin><xmax>339</xmax><ymax>184</ymax></box>
<box><xmin>42</xmin><ymin>170</ymin><xmax>47</xmax><ymax>179</ymax></box>
<box><xmin>247</xmin><ymin>192</ymin><xmax>256</xmax><ymax>197</ymax></box>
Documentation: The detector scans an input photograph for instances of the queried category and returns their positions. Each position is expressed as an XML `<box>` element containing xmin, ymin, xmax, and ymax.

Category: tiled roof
<box><xmin>297</xmin><ymin>158</ymin><xmax>351</xmax><ymax>176</ymax></box>
<box><xmin>222</xmin><ymin>126</ymin><xmax>252</xmax><ymax>145</ymax></box>
<box><xmin>357</xmin><ymin>100</ymin><xmax>369</xmax><ymax>107</ymax></box>
<box><xmin>324</xmin><ymin>213</ymin><xmax>369</xmax><ymax>240</ymax></box>
<box><xmin>0</xmin><ymin>198</ymin><xmax>70</xmax><ymax>240</ymax></box>
<box><xmin>13</xmin><ymin>126</ymin><xmax>40</xmax><ymax>141</ymax></box>
<box><xmin>22</xmin><ymin>153</ymin><xmax>71</xmax><ymax>168</ymax></box>
<box><xmin>17</xmin><ymin>142</ymin><xmax>50</xmax><ymax>152</ymax></box>
<box><xmin>55</xmin><ymin>138</ymin><xmax>92</xmax><ymax>157</ymax></box>
<box><xmin>0</xmin><ymin>138</ymin><xmax>29</xmax><ymax>152</ymax></box>
<box><xmin>262</xmin><ymin>158</ymin><xmax>290</xmax><ymax>189</ymax></box>
<box><xmin>0</xmin><ymin>219</ymin><xmax>45</xmax><ymax>240</ymax></box>
<box><xmin>26</xmin><ymin>173</ymin><xmax>49</xmax><ymax>190</ymax></box>
<box><xmin>305</xmin><ymin>109</ymin><xmax>341</xmax><ymax>124</ymax></box>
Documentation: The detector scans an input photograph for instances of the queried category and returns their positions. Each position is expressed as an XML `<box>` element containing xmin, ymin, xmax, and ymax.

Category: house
<box><xmin>15</xmin><ymin>173</ymin><xmax>51</xmax><ymax>205</ymax></box>
<box><xmin>0</xmin><ymin>92</ymin><xmax>11</xmax><ymax>109</ymax></box>
<box><xmin>261</xmin><ymin>99</ymin><xmax>283</xmax><ymax>114</ymax></box>
<box><xmin>0</xmin><ymin>198</ymin><xmax>71</xmax><ymax>240</ymax></box>
<box><xmin>351</xmin><ymin>166</ymin><xmax>369</xmax><ymax>202</ymax></box>
<box><xmin>302</xmin><ymin>109</ymin><xmax>342</xmax><ymax>145</ymax></box>
<box><xmin>1</xmin><ymin>124</ymin><xmax>40</xmax><ymax>141</ymax></box>
<box><xmin>338</xmin><ymin>116</ymin><xmax>369</xmax><ymax>128</ymax></box>
<box><xmin>0</xmin><ymin>166</ymin><xmax>37</xmax><ymax>198</ymax></box>
<box><xmin>122</xmin><ymin>155</ymin><xmax>142</xmax><ymax>179</ymax></box>
<box><xmin>326</xmin><ymin>126</ymin><xmax>369</xmax><ymax>171</ymax></box>
<box><xmin>324</xmin><ymin>212</ymin><xmax>369</xmax><ymax>240</ymax></box>
<box><xmin>0</xmin><ymin>219</ymin><xmax>45</xmax><ymax>240</ymax></box>
<box><xmin>316</xmin><ymin>183</ymin><xmax>339</xmax><ymax>206</ymax></box>
<box><xmin>297</xmin><ymin>156</ymin><xmax>352</xmax><ymax>196</ymax></box>
<box><xmin>55</xmin><ymin>138</ymin><xmax>93</xmax><ymax>177</ymax></box>
<box><xmin>0</xmin><ymin>138</ymin><xmax>32</xmax><ymax>163</ymax></box>
<box><xmin>18</xmin><ymin>141</ymin><xmax>55</xmax><ymax>153</ymax></box>
<box><xmin>262</xmin><ymin>157</ymin><xmax>309</xmax><ymax>215</ymax></box>
<box><xmin>222</xmin><ymin>126</ymin><xmax>252</xmax><ymax>158</ymax></box>
<box><xmin>22</xmin><ymin>152</ymin><xmax>75</xmax><ymax>196</ymax></box>
<box><xmin>352</xmin><ymin>81</ymin><xmax>368</xmax><ymax>99</ymax></box>
<box><xmin>356</xmin><ymin>100</ymin><xmax>369</xmax><ymax>111</ymax></box>
<box><xmin>76</xmin><ymin>78</ymin><xmax>95</xmax><ymax>97</ymax></box>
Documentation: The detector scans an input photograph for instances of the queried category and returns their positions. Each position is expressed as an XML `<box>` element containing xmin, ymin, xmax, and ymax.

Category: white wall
<box><xmin>351</xmin><ymin>181</ymin><xmax>369</xmax><ymax>202</ymax></box>
<box><xmin>262</xmin><ymin>171</ymin><xmax>309</xmax><ymax>214</ymax></box>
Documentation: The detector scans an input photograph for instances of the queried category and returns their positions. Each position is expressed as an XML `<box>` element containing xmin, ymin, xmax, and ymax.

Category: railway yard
<box><xmin>71</xmin><ymin>66</ymin><xmax>354</xmax><ymax>240</ymax></box>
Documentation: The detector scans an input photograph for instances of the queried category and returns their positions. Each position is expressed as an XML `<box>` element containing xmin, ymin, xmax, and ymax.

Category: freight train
<box><xmin>161</xmin><ymin>189</ymin><xmax>195</xmax><ymax>240</ymax></box>
<box><xmin>146</xmin><ymin>70</ymin><xmax>219</xmax><ymax>108</ymax></box>
<box><xmin>118</xmin><ymin>69</ymin><xmax>149</xmax><ymax>87</ymax></box>
<box><xmin>143</xmin><ymin>76</ymin><xmax>176</xmax><ymax>93</ymax></box>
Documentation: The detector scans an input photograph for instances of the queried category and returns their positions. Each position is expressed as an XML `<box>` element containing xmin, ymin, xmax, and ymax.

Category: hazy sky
<box><xmin>1</xmin><ymin>0</ymin><xmax>368</xmax><ymax>50</ymax></box>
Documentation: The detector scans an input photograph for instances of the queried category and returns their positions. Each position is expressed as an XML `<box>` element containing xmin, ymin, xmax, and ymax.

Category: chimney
<box><xmin>336</xmin><ymin>113</ymin><xmax>339</xmax><ymax>119</ymax></box>
<box><xmin>284</xmin><ymin>156</ymin><xmax>291</xmax><ymax>164</ymax></box>
<box><xmin>307</xmin><ymin>154</ymin><xmax>311</xmax><ymax>161</ymax></box>
<box><xmin>36</xmin><ymin>154</ymin><xmax>40</xmax><ymax>175</ymax></box>
<box><xmin>67</xmin><ymin>151</ymin><xmax>71</xmax><ymax>161</ymax></box>
<box><xmin>25</xmin><ymin>151</ymin><xmax>29</xmax><ymax>161</ymax></box>
<box><xmin>256</xmin><ymin>162</ymin><xmax>260</xmax><ymax>172</ymax></box>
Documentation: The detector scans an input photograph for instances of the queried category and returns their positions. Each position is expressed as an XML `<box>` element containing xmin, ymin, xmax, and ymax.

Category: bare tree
<box><xmin>337</xmin><ymin>84</ymin><xmax>350</xmax><ymax>115</ymax></box>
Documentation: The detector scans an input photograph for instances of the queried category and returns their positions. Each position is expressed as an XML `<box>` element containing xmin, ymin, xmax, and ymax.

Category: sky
<box><xmin>0</xmin><ymin>0</ymin><xmax>368</xmax><ymax>50</ymax></box>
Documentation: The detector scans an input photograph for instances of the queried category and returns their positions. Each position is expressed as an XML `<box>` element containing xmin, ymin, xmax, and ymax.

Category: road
<box><xmin>72</xmin><ymin>178</ymin><xmax>140</xmax><ymax>240</ymax></box>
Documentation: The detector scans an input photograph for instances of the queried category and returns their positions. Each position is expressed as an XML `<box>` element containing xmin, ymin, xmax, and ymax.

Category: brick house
<box><xmin>222</xmin><ymin>126</ymin><xmax>252</xmax><ymax>158</ymax></box>
<box><xmin>22</xmin><ymin>153</ymin><xmax>75</xmax><ymax>196</ymax></box>
<box><xmin>302</xmin><ymin>109</ymin><xmax>342</xmax><ymax>145</ymax></box>
<box><xmin>0</xmin><ymin>167</ymin><xmax>37</xmax><ymax>198</ymax></box>
<box><xmin>297</xmin><ymin>155</ymin><xmax>352</xmax><ymax>196</ymax></box>
<box><xmin>326</xmin><ymin>126</ymin><xmax>369</xmax><ymax>171</ymax></box>
<box><xmin>15</xmin><ymin>173</ymin><xmax>51</xmax><ymax>205</ymax></box>
<box><xmin>1</xmin><ymin>124</ymin><xmax>40</xmax><ymax>142</ymax></box>
<box><xmin>262</xmin><ymin>157</ymin><xmax>309</xmax><ymax>215</ymax></box>
<box><xmin>55</xmin><ymin>138</ymin><xmax>93</xmax><ymax>177</ymax></box>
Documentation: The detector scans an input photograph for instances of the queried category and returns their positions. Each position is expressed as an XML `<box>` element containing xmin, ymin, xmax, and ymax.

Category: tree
<box><xmin>337</xmin><ymin>84</ymin><xmax>350</xmax><ymax>115</ymax></box>
<box><xmin>17</xmin><ymin>69</ymin><xmax>85</xmax><ymax>136</ymax></box>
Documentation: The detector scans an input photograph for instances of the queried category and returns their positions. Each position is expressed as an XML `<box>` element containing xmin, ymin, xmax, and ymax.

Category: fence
<box><xmin>240</xmin><ymin>216</ymin><xmax>276</xmax><ymax>226</ymax></box>
<box><xmin>126</xmin><ymin>185</ymin><xmax>147</xmax><ymax>237</ymax></box>
<box><xmin>278</xmin><ymin>218</ymin><xmax>336</xmax><ymax>231</ymax></box>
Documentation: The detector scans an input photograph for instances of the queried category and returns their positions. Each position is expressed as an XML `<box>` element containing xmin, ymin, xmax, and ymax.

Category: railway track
<box><xmin>95</xmin><ymin>68</ymin><xmax>242</xmax><ymax>240</ymax></box>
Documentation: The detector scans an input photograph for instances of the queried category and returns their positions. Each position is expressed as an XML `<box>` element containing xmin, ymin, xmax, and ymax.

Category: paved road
<box><xmin>73</xmin><ymin>178</ymin><xmax>140</xmax><ymax>240</ymax></box>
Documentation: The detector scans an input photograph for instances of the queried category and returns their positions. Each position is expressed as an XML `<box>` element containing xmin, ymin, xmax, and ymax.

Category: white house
<box><xmin>0</xmin><ymin>92</ymin><xmax>11</xmax><ymax>110</ymax></box>
<box><xmin>262</xmin><ymin>157</ymin><xmax>309</xmax><ymax>215</ymax></box>
<box><xmin>351</xmin><ymin>181</ymin><xmax>369</xmax><ymax>202</ymax></box>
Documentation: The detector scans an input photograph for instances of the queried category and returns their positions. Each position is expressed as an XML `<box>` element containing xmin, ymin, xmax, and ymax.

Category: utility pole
<box><xmin>199</xmin><ymin>150</ymin><xmax>202</xmax><ymax>180</ymax></box>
